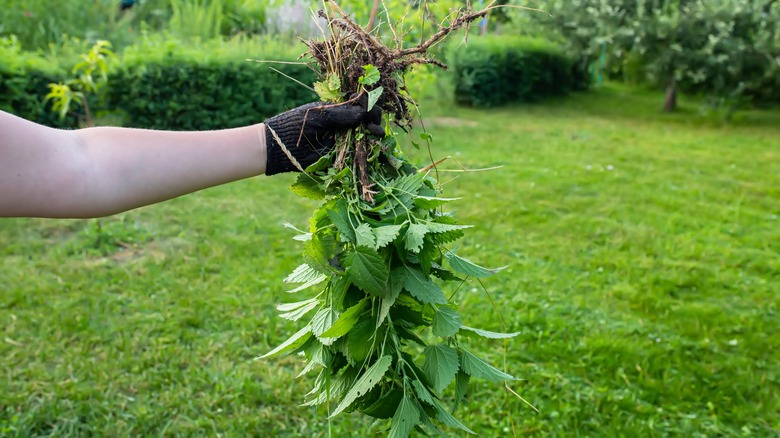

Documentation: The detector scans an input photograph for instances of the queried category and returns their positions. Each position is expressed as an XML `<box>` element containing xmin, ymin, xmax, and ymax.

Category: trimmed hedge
<box><xmin>0</xmin><ymin>36</ymin><xmax>317</xmax><ymax>130</ymax></box>
<box><xmin>109</xmin><ymin>62</ymin><xmax>316</xmax><ymax>131</ymax></box>
<box><xmin>109</xmin><ymin>36</ymin><xmax>317</xmax><ymax>130</ymax></box>
<box><xmin>448</xmin><ymin>36</ymin><xmax>588</xmax><ymax>107</ymax></box>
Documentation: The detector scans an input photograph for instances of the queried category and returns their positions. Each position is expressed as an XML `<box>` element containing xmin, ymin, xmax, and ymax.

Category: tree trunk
<box><xmin>663</xmin><ymin>78</ymin><xmax>677</xmax><ymax>112</ymax></box>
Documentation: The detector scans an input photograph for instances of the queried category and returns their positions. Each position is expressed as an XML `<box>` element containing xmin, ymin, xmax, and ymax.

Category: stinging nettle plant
<box><xmin>258</xmin><ymin>2</ymin><xmax>522</xmax><ymax>435</ymax></box>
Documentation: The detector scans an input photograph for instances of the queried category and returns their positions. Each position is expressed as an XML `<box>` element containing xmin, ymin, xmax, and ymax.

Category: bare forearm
<box><xmin>73</xmin><ymin>125</ymin><xmax>267</xmax><ymax>217</ymax></box>
<box><xmin>0</xmin><ymin>111</ymin><xmax>268</xmax><ymax>218</ymax></box>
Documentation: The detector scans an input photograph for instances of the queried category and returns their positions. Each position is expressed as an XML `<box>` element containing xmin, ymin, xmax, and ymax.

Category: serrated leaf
<box><xmin>432</xmin><ymin>307</ymin><xmax>462</xmax><ymax>337</ymax></box>
<box><xmin>459</xmin><ymin>326</ymin><xmax>520</xmax><ymax>339</ymax></box>
<box><xmin>257</xmin><ymin>325</ymin><xmax>312</xmax><ymax>359</ymax></box>
<box><xmin>377</xmin><ymin>268</ymin><xmax>404</xmax><ymax>328</ymax></box>
<box><xmin>425</xmin><ymin>222</ymin><xmax>473</xmax><ymax>233</ymax></box>
<box><xmin>413</xmin><ymin>196</ymin><xmax>461</xmax><ymax>209</ymax></box>
<box><xmin>290</xmin><ymin>174</ymin><xmax>326</xmax><ymax>200</ymax></box>
<box><xmin>304</xmin><ymin>232</ymin><xmax>337</xmax><ymax>274</ymax></box>
<box><xmin>311</xmin><ymin>308</ymin><xmax>339</xmax><ymax>339</ymax></box>
<box><xmin>460</xmin><ymin>349</ymin><xmax>518</xmax><ymax>382</ymax></box>
<box><xmin>320</xmin><ymin>299</ymin><xmax>367</xmax><ymax>338</ymax></box>
<box><xmin>305</xmin><ymin>154</ymin><xmax>331</xmax><ymax>173</ymax></box>
<box><xmin>278</xmin><ymin>298</ymin><xmax>320</xmax><ymax>321</ymax></box>
<box><xmin>330</xmin><ymin>355</ymin><xmax>392</xmax><ymax>418</ymax></box>
<box><xmin>423</xmin><ymin>344</ymin><xmax>460</xmax><ymax>392</ymax></box>
<box><xmin>367</xmin><ymin>86</ymin><xmax>383</xmax><ymax>112</ymax></box>
<box><xmin>354</xmin><ymin>223</ymin><xmax>376</xmax><ymax>248</ymax></box>
<box><xmin>287</xmin><ymin>274</ymin><xmax>327</xmax><ymax>293</ymax></box>
<box><xmin>328</xmin><ymin>199</ymin><xmax>356</xmax><ymax>243</ymax></box>
<box><xmin>402</xmin><ymin>266</ymin><xmax>447</xmax><ymax>305</ymax></box>
<box><xmin>314</xmin><ymin>73</ymin><xmax>344</xmax><ymax>102</ymax></box>
<box><xmin>361</xmin><ymin>387</ymin><xmax>403</xmax><ymax>419</ymax></box>
<box><xmin>388</xmin><ymin>395</ymin><xmax>421</xmax><ymax>438</ymax></box>
<box><xmin>392</xmin><ymin>172</ymin><xmax>425</xmax><ymax>197</ymax></box>
<box><xmin>411</xmin><ymin>380</ymin><xmax>435</xmax><ymax>407</ymax></box>
<box><xmin>304</xmin><ymin>366</ymin><xmax>357</xmax><ymax>406</ymax></box>
<box><xmin>404</xmin><ymin>223</ymin><xmax>427</xmax><ymax>254</ymax></box>
<box><xmin>373</xmin><ymin>224</ymin><xmax>404</xmax><ymax>249</ymax></box>
<box><xmin>456</xmin><ymin>370</ymin><xmax>469</xmax><ymax>402</ymax></box>
<box><xmin>445</xmin><ymin>251</ymin><xmax>506</xmax><ymax>278</ymax></box>
<box><xmin>276</xmin><ymin>297</ymin><xmax>319</xmax><ymax>313</ymax></box>
<box><xmin>284</xmin><ymin>264</ymin><xmax>323</xmax><ymax>284</ymax></box>
<box><xmin>330</xmin><ymin>275</ymin><xmax>350</xmax><ymax>310</ymax></box>
<box><xmin>346</xmin><ymin>247</ymin><xmax>389</xmax><ymax>297</ymax></box>
<box><xmin>345</xmin><ymin>317</ymin><xmax>376</xmax><ymax>365</ymax></box>
<box><xmin>432</xmin><ymin>398</ymin><xmax>475</xmax><ymax>434</ymax></box>
<box><xmin>359</xmin><ymin>64</ymin><xmax>380</xmax><ymax>86</ymax></box>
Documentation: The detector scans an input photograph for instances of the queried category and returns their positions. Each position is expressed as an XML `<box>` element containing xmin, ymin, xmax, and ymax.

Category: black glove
<box><xmin>264</xmin><ymin>97</ymin><xmax>382</xmax><ymax>175</ymax></box>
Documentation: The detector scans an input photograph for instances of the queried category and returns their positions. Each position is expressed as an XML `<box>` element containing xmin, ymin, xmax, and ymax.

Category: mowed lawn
<box><xmin>1</xmin><ymin>85</ymin><xmax>779</xmax><ymax>436</ymax></box>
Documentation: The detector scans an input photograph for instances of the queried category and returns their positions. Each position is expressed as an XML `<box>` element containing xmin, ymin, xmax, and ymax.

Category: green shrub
<box><xmin>448</xmin><ymin>36</ymin><xmax>587</xmax><ymax>107</ymax></box>
<box><xmin>0</xmin><ymin>36</ymin><xmax>80</xmax><ymax>128</ymax></box>
<box><xmin>108</xmin><ymin>35</ymin><xmax>317</xmax><ymax>130</ymax></box>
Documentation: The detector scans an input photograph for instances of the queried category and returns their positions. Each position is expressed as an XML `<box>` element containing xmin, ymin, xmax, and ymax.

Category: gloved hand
<box><xmin>264</xmin><ymin>97</ymin><xmax>382</xmax><ymax>175</ymax></box>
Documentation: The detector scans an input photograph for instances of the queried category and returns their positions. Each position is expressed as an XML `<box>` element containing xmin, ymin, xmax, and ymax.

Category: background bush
<box><xmin>0</xmin><ymin>36</ymin><xmax>81</xmax><ymax>128</ymax></box>
<box><xmin>448</xmin><ymin>36</ymin><xmax>587</xmax><ymax>107</ymax></box>
<box><xmin>108</xmin><ymin>35</ymin><xmax>317</xmax><ymax>130</ymax></box>
<box><xmin>0</xmin><ymin>34</ymin><xmax>318</xmax><ymax>130</ymax></box>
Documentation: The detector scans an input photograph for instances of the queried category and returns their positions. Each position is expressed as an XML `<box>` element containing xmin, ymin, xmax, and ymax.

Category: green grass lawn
<box><xmin>2</xmin><ymin>84</ymin><xmax>779</xmax><ymax>436</ymax></box>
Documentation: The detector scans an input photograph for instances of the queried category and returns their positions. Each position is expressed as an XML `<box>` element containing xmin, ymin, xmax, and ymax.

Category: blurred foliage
<box><xmin>514</xmin><ymin>0</ymin><xmax>780</xmax><ymax>109</ymax></box>
<box><xmin>46</xmin><ymin>40</ymin><xmax>117</xmax><ymax>125</ymax></box>
<box><xmin>447</xmin><ymin>35</ymin><xmax>587</xmax><ymax>107</ymax></box>
<box><xmin>0</xmin><ymin>36</ymin><xmax>79</xmax><ymax>128</ymax></box>
<box><xmin>108</xmin><ymin>34</ymin><xmax>317</xmax><ymax>130</ymax></box>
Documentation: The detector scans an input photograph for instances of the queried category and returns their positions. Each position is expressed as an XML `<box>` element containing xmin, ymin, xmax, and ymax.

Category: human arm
<box><xmin>0</xmin><ymin>110</ymin><xmax>268</xmax><ymax>218</ymax></box>
<box><xmin>0</xmin><ymin>101</ymin><xmax>379</xmax><ymax>219</ymax></box>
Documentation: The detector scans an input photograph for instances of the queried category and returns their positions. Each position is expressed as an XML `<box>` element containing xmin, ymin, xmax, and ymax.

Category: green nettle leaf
<box><xmin>459</xmin><ymin>326</ymin><xmax>520</xmax><ymax>339</ymax></box>
<box><xmin>346</xmin><ymin>247</ymin><xmax>389</xmax><ymax>297</ymax></box>
<box><xmin>320</xmin><ymin>299</ymin><xmax>367</xmax><ymax>338</ymax></box>
<box><xmin>359</xmin><ymin>64</ymin><xmax>381</xmax><ymax>86</ymax></box>
<box><xmin>425</xmin><ymin>222</ymin><xmax>473</xmax><ymax>233</ymax></box>
<box><xmin>460</xmin><ymin>349</ymin><xmax>518</xmax><ymax>382</ymax></box>
<box><xmin>423</xmin><ymin>344</ymin><xmax>460</xmax><ymax>392</ymax></box>
<box><xmin>455</xmin><ymin>370</ymin><xmax>470</xmax><ymax>403</ymax></box>
<box><xmin>345</xmin><ymin>317</ymin><xmax>376</xmax><ymax>365</ymax></box>
<box><xmin>330</xmin><ymin>355</ymin><xmax>392</xmax><ymax>418</ymax></box>
<box><xmin>328</xmin><ymin>199</ymin><xmax>356</xmax><ymax>243</ymax></box>
<box><xmin>361</xmin><ymin>387</ymin><xmax>403</xmax><ymax>419</ymax></box>
<box><xmin>276</xmin><ymin>297</ymin><xmax>319</xmax><ymax>313</ymax></box>
<box><xmin>373</xmin><ymin>224</ymin><xmax>404</xmax><ymax>249</ymax></box>
<box><xmin>411</xmin><ymin>380</ymin><xmax>435</xmax><ymax>406</ymax></box>
<box><xmin>285</xmin><ymin>264</ymin><xmax>323</xmax><ymax>284</ymax></box>
<box><xmin>311</xmin><ymin>308</ymin><xmax>339</xmax><ymax>339</ymax></box>
<box><xmin>303</xmin><ymin>233</ymin><xmax>337</xmax><ymax>274</ymax></box>
<box><xmin>367</xmin><ymin>86</ymin><xmax>383</xmax><ymax>111</ymax></box>
<box><xmin>290</xmin><ymin>174</ymin><xmax>326</xmax><ymax>199</ymax></box>
<box><xmin>432</xmin><ymin>306</ymin><xmax>462</xmax><ymax>337</ymax></box>
<box><xmin>432</xmin><ymin>398</ymin><xmax>475</xmax><ymax>434</ymax></box>
<box><xmin>445</xmin><ymin>251</ymin><xmax>506</xmax><ymax>278</ymax></box>
<box><xmin>278</xmin><ymin>298</ymin><xmax>320</xmax><ymax>321</ymax></box>
<box><xmin>258</xmin><ymin>325</ymin><xmax>312</xmax><ymax>359</ymax></box>
<box><xmin>402</xmin><ymin>266</ymin><xmax>447</xmax><ymax>304</ymax></box>
<box><xmin>354</xmin><ymin>223</ymin><xmax>377</xmax><ymax>248</ymax></box>
<box><xmin>377</xmin><ymin>268</ymin><xmax>404</xmax><ymax>328</ymax></box>
<box><xmin>388</xmin><ymin>395</ymin><xmax>421</xmax><ymax>438</ymax></box>
<box><xmin>413</xmin><ymin>196</ymin><xmax>461</xmax><ymax>209</ymax></box>
<box><xmin>287</xmin><ymin>275</ymin><xmax>327</xmax><ymax>293</ymax></box>
<box><xmin>404</xmin><ymin>223</ymin><xmax>427</xmax><ymax>253</ymax></box>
